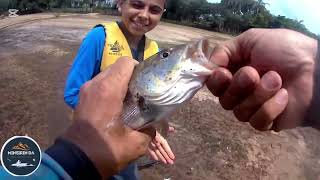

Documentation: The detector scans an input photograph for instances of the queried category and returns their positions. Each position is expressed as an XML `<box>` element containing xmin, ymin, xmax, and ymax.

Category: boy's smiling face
<box><xmin>119</xmin><ymin>0</ymin><xmax>165</xmax><ymax>36</ymax></box>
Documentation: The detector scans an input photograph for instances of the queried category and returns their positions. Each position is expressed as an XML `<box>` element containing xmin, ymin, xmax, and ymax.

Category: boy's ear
<box><xmin>117</xmin><ymin>0</ymin><xmax>124</xmax><ymax>12</ymax></box>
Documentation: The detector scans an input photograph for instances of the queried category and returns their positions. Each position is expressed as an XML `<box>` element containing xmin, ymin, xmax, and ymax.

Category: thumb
<box><xmin>210</xmin><ymin>40</ymin><xmax>239</xmax><ymax>68</ymax></box>
<box><xmin>207</xmin><ymin>38</ymin><xmax>244</xmax><ymax>97</ymax></box>
<box><xmin>94</xmin><ymin>57</ymin><xmax>138</xmax><ymax>100</ymax></box>
<box><xmin>210</xmin><ymin>33</ymin><xmax>255</xmax><ymax>74</ymax></box>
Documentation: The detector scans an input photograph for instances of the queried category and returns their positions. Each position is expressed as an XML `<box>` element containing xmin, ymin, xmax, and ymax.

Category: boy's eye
<box><xmin>130</xmin><ymin>1</ymin><xmax>144</xmax><ymax>9</ymax></box>
<box><xmin>129</xmin><ymin>0</ymin><xmax>163</xmax><ymax>15</ymax></box>
<box><xmin>150</xmin><ymin>6</ymin><xmax>163</xmax><ymax>15</ymax></box>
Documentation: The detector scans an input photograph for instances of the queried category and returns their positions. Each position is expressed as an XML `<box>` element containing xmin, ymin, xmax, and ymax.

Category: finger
<box><xmin>233</xmin><ymin>71</ymin><xmax>282</xmax><ymax>122</ymax></box>
<box><xmin>148</xmin><ymin>150</ymin><xmax>159</xmax><ymax>161</ymax></box>
<box><xmin>93</xmin><ymin>57</ymin><xmax>138</xmax><ymax>100</ymax></box>
<box><xmin>210</xmin><ymin>39</ymin><xmax>249</xmax><ymax>71</ymax></box>
<box><xmin>206</xmin><ymin>67</ymin><xmax>233</xmax><ymax>97</ymax></box>
<box><xmin>168</xmin><ymin>126</ymin><xmax>175</xmax><ymax>133</ymax></box>
<box><xmin>249</xmin><ymin>89</ymin><xmax>289</xmax><ymax>131</ymax></box>
<box><xmin>154</xmin><ymin>135</ymin><xmax>175</xmax><ymax>164</ymax></box>
<box><xmin>154</xmin><ymin>134</ymin><xmax>175</xmax><ymax>160</ymax></box>
<box><xmin>161</xmin><ymin>121</ymin><xmax>175</xmax><ymax>133</ymax></box>
<box><xmin>148</xmin><ymin>143</ymin><xmax>159</xmax><ymax>161</ymax></box>
<box><xmin>210</xmin><ymin>42</ymin><xmax>237</xmax><ymax>67</ymax></box>
<box><xmin>154</xmin><ymin>147</ymin><xmax>167</xmax><ymax>164</ymax></box>
<box><xmin>154</xmin><ymin>141</ymin><xmax>174</xmax><ymax>164</ymax></box>
<box><xmin>93</xmin><ymin>57</ymin><xmax>137</xmax><ymax>82</ymax></box>
<box><xmin>219</xmin><ymin>66</ymin><xmax>260</xmax><ymax>110</ymax></box>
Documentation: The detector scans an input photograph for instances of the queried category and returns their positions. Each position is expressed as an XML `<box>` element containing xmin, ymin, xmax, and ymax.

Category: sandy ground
<box><xmin>0</xmin><ymin>13</ymin><xmax>320</xmax><ymax>180</ymax></box>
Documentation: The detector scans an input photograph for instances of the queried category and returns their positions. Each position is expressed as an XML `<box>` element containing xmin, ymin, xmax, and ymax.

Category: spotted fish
<box><xmin>122</xmin><ymin>40</ymin><xmax>216</xmax><ymax>129</ymax></box>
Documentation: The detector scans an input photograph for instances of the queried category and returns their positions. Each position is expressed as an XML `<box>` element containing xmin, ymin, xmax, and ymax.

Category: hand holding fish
<box><xmin>63</xmin><ymin>57</ymin><xmax>156</xmax><ymax>178</ymax></box>
<box><xmin>207</xmin><ymin>28</ymin><xmax>319</xmax><ymax>131</ymax></box>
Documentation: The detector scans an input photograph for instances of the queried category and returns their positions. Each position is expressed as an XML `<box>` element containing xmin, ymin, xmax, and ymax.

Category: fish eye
<box><xmin>161</xmin><ymin>51</ymin><xmax>170</xmax><ymax>59</ymax></box>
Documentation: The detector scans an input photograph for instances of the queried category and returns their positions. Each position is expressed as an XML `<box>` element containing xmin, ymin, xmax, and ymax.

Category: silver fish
<box><xmin>122</xmin><ymin>39</ymin><xmax>216</xmax><ymax>129</ymax></box>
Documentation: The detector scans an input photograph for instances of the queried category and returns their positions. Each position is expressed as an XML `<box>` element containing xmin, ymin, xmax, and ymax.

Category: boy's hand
<box><xmin>147</xmin><ymin>129</ymin><xmax>175</xmax><ymax>165</ymax></box>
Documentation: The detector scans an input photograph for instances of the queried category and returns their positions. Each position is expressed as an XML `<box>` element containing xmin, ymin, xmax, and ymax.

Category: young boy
<box><xmin>64</xmin><ymin>0</ymin><xmax>174</xmax><ymax>179</ymax></box>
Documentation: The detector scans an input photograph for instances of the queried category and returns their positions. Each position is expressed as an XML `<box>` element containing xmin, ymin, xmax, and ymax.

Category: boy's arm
<box><xmin>64</xmin><ymin>27</ymin><xmax>106</xmax><ymax>109</ymax></box>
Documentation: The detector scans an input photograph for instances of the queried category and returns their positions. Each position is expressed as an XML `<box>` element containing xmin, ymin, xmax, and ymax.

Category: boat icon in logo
<box><xmin>12</xmin><ymin>142</ymin><xmax>30</xmax><ymax>151</ymax></box>
<box><xmin>11</xmin><ymin>160</ymin><xmax>34</xmax><ymax>168</ymax></box>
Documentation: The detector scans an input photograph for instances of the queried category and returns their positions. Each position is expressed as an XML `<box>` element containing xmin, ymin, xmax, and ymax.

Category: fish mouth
<box><xmin>186</xmin><ymin>39</ymin><xmax>215</xmax><ymax>70</ymax></box>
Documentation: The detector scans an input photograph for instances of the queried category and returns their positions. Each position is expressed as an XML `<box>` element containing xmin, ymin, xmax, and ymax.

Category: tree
<box><xmin>253</xmin><ymin>0</ymin><xmax>269</xmax><ymax>14</ymax></box>
<box><xmin>37</xmin><ymin>0</ymin><xmax>53</xmax><ymax>9</ymax></box>
<box><xmin>0</xmin><ymin>0</ymin><xmax>10</xmax><ymax>10</ymax></box>
<box><xmin>5</xmin><ymin>0</ymin><xmax>316</xmax><ymax>38</ymax></box>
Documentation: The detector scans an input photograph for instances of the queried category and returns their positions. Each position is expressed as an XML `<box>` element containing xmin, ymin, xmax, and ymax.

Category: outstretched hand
<box><xmin>147</xmin><ymin>126</ymin><xmax>175</xmax><ymax>165</ymax></box>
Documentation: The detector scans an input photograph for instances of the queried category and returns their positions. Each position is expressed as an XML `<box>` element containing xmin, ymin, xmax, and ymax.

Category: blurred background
<box><xmin>0</xmin><ymin>0</ymin><xmax>319</xmax><ymax>179</ymax></box>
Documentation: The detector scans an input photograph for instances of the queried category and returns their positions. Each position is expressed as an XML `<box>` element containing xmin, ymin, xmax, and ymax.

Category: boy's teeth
<box><xmin>135</xmin><ymin>22</ymin><xmax>144</xmax><ymax>27</ymax></box>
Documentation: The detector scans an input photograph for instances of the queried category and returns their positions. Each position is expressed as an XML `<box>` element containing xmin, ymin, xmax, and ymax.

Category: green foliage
<box><xmin>164</xmin><ymin>0</ymin><xmax>316</xmax><ymax>37</ymax></box>
<box><xmin>0</xmin><ymin>0</ymin><xmax>10</xmax><ymax>11</ymax></box>
<box><xmin>2</xmin><ymin>0</ymin><xmax>317</xmax><ymax>37</ymax></box>
<box><xmin>8</xmin><ymin>0</ymin><xmax>49</xmax><ymax>11</ymax></box>
<box><xmin>8</xmin><ymin>0</ymin><xmax>75</xmax><ymax>11</ymax></box>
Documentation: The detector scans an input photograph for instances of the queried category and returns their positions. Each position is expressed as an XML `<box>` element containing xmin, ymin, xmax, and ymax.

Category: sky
<box><xmin>207</xmin><ymin>0</ymin><xmax>320</xmax><ymax>35</ymax></box>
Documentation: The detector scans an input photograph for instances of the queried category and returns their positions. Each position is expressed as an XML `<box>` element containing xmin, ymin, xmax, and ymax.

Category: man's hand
<box><xmin>207</xmin><ymin>29</ymin><xmax>318</xmax><ymax>131</ymax></box>
<box><xmin>63</xmin><ymin>57</ymin><xmax>155</xmax><ymax>178</ymax></box>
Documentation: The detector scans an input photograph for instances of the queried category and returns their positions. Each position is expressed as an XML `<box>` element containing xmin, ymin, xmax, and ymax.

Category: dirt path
<box><xmin>0</xmin><ymin>13</ymin><xmax>319</xmax><ymax>179</ymax></box>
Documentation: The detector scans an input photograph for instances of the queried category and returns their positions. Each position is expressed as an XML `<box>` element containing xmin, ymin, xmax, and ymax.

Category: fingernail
<box><xmin>261</xmin><ymin>72</ymin><xmax>281</xmax><ymax>90</ymax></box>
<box><xmin>238</xmin><ymin>71</ymin><xmax>252</xmax><ymax>88</ymax></box>
<box><xmin>134</xmin><ymin>60</ymin><xmax>139</xmax><ymax>64</ymax></box>
<box><xmin>275</xmin><ymin>89</ymin><xmax>288</xmax><ymax>105</ymax></box>
<box><xmin>210</xmin><ymin>70</ymin><xmax>219</xmax><ymax>81</ymax></box>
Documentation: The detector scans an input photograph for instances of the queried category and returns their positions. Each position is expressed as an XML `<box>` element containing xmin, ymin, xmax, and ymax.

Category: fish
<box><xmin>122</xmin><ymin>39</ymin><xmax>217</xmax><ymax>130</ymax></box>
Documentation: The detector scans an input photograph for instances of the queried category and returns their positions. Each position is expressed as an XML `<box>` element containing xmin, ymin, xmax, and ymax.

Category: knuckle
<box><xmin>96</xmin><ymin>85</ymin><xmax>109</xmax><ymax>98</ymax></box>
<box><xmin>244</xmin><ymin>28</ymin><xmax>258</xmax><ymax>36</ymax></box>
<box><xmin>260</xmin><ymin>107</ymin><xmax>274</xmax><ymax>123</ymax></box>
<box><xmin>80</xmin><ymin>81</ymin><xmax>90</xmax><ymax>94</ymax></box>
<box><xmin>219</xmin><ymin>95</ymin><xmax>235</xmax><ymax>110</ymax></box>
<box><xmin>250</xmin><ymin>112</ymin><xmax>274</xmax><ymax>131</ymax></box>
<box><xmin>233</xmin><ymin>106</ymin><xmax>246</xmax><ymax>122</ymax></box>
<box><xmin>237</xmin><ymin>66</ymin><xmax>258</xmax><ymax>79</ymax></box>
<box><xmin>97</xmin><ymin>79</ymin><xmax>110</xmax><ymax>91</ymax></box>
<box><xmin>231</xmin><ymin>67</ymin><xmax>259</xmax><ymax>94</ymax></box>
